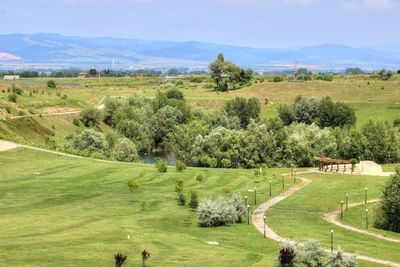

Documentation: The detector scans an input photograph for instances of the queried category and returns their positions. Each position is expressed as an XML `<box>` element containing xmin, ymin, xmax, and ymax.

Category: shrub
<box><xmin>72</xmin><ymin>128</ymin><xmax>108</xmax><ymax>154</ymax></box>
<box><xmin>176</xmin><ymin>160</ymin><xmax>187</xmax><ymax>172</ymax></box>
<box><xmin>175</xmin><ymin>179</ymin><xmax>184</xmax><ymax>193</ymax></box>
<box><xmin>80</xmin><ymin>107</ymin><xmax>102</xmax><ymax>127</ymax></box>
<box><xmin>155</xmin><ymin>157</ymin><xmax>167</xmax><ymax>173</ymax></box>
<box><xmin>177</xmin><ymin>192</ymin><xmax>186</xmax><ymax>206</ymax></box>
<box><xmin>114</xmin><ymin>252</ymin><xmax>127</xmax><ymax>267</ymax></box>
<box><xmin>393</xmin><ymin>119</ymin><xmax>400</xmax><ymax>128</ymax></box>
<box><xmin>113</xmin><ymin>138</ymin><xmax>139</xmax><ymax>162</ymax></box>
<box><xmin>374</xmin><ymin>168</ymin><xmax>400</xmax><ymax>232</ymax></box>
<box><xmin>61</xmin><ymin>93</ymin><xmax>68</xmax><ymax>99</ymax></box>
<box><xmin>47</xmin><ymin>80</ymin><xmax>57</xmax><ymax>89</ymax></box>
<box><xmin>188</xmin><ymin>190</ymin><xmax>199</xmax><ymax>211</ymax></box>
<box><xmin>327</xmin><ymin>248</ymin><xmax>356</xmax><ymax>267</ymax></box>
<box><xmin>127</xmin><ymin>178</ymin><xmax>140</xmax><ymax>192</ymax></box>
<box><xmin>141</xmin><ymin>250</ymin><xmax>150</xmax><ymax>267</ymax></box>
<box><xmin>196</xmin><ymin>174</ymin><xmax>203</xmax><ymax>187</ymax></box>
<box><xmin>73</xmin><ymin>117</ymin><xmax>80</xmax><ymax>126</ymax></box>
<box><xmin>278</xmin><ymin>244</ymin><xmax>296</xmax><ymax>267</ymax></box>
<box><xmin>10</xmin><ymin>84</ymin><xmax>23</xmax><ymax>95</ymax></box>
<box><xmin>272</xmin><ymin>75</ymin><xmax>284</xmax><ymax>82</ymax></box>
<box><xmin>221</xmin><ymin>158</ymin><xmax>231</xmax><ymax>168</ymax></box>
<box><xmin>198</xmin><ymin>193</ymin><xmax>243</xmax><ymax>227</ymax></box>
<box><xmin>8</xmin><ymin>93</ymin><xmax>17</xmax><ymax>103</ymax></box>
<box><xmin>294</xmin><ymin>239</ymin><xmax>326</xmax><ymax>267</ymax></box>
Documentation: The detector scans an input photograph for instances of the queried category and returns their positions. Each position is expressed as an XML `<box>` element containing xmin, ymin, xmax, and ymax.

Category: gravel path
<box><xmin>324</xmin><ymin>200</ymin><xmax>400</xmax><ymax>244</ymax></box>
<box><xmin>0</xmin><ymin>140</ymin><xmax>19</xmax><ymax>152</ymax></box>
<box><xmin>252</xmin><ymin>173</ymin><xmax>400</xmax><ymax>267</ymax></box>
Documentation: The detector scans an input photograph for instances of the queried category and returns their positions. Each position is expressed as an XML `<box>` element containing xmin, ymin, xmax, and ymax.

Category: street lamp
<box><xmin>247</xmin><ymin>205</ymin><xmax>250</xmax><ymax>225</ymax></box>
<box><xmin>294</xmin><ymin>168</ymin><xmax>297</xmax><ymax>183</ymax></box>
<box><xmin>245</xmin><ymin>195</ymin><xmax>248</xmax><ymax>207</ymax></box>
<box><xmin>345</xmin><ymin>194</ymin><xmax>349</xmax><ymax>211</ymax></box>
<box><xmin>254</xmin><ymin>187</ymin><xmax>257</xmax><ymax>205</ymax></box>
<box><xmin>365</xmin><ymin>188</ymin><xmax>368</xmax><ymax>205</ymax></box>
<box><xmin>330</xmin><ymin>230</ymin><xmax>334</xmax><ymax>253</ymax></box>
<box><xmin>263</xmin><ymin>215</ymin><xmax>266</xmax><ymax>238</ymax></box>
<box><xmin>269</xmin><ymin>180</ymin><xmax>272</xmax><ymax>197</ymax></box>
<box><xmin>341</xmin><ymin>201</ymin><xmax>344</xmax><ymax>220</ymax></box>
<box><xmin>282</xmin><ymin>175</ymin><xmax>285</xmax><ymax>190</ymax></box>
<box><xmin>366</xmin><ymin>208</ymin><xmax>369</xmax><ymax>229</ymax></box>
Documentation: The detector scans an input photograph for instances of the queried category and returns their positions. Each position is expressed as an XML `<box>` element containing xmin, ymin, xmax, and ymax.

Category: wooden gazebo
<box><xmin>314</xmin><ymin>156</ymin><xmax>351</xmax><ymax>173</ymax></box>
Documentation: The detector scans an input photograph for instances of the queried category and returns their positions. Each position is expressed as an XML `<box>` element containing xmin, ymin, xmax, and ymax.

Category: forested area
<box><xmin>70</xmin><ymin>88</ymin><xmax>400</xmax><ymax>167</ymax></box>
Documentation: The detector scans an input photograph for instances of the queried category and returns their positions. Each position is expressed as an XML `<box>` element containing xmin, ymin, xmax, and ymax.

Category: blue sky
<box><xmin>0</xmin><ymin>0</ymin><xmax>399</xmax><ymax>47</ymax></box>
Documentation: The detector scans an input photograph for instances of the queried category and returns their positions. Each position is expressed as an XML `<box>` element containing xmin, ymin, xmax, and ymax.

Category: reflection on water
<box><xmin>139</xmin><ymin>151</ymin><xmax>177</xmax><ymax>166</ymax></box>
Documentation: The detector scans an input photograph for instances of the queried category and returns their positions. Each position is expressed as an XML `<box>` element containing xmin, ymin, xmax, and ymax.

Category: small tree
<box><xmin>176</xmin><ymin>160</ymin><xmax>187</xmax><ymax>172</ymax></box>
<box><xmin>8</xmin><ymin>93</ymin><xmax>17</xmax><ymax>103</ymax></box>
<box><xmin>47</xmin><ymin>80</ymin><xmax>57</xmax><ymax>89</ymax></box>
<box><xmin>155</xmin><ymin>158</ymin><xmax>167</xmax><ymax>173</ymax></box>
<box><xmin>196</xmin><ymin>174</ymin><xmax>203</xmax><ymax>187</ymax></box>
<box><xmin>80</xmin><ymin>107</ymin><xmax>102</xmax><ymax>127</ymax></box>
<box><xmin>175</xmin><ymin>179</ymin><xmax>184</xmax><ymax>193</ymax></box>
<box><xmin>127</xmin><ymin>178</ymin><xmax>140</xmax><ymax>192</ymax></box>
<box><xmin>328</xmin><ymin>248</ymin><xmax>356</xmax><ymax>267</ymax></box>
<box><xmin>10</xmin><ymin>84</ymin><xmax>23</xmax><ymax>95</ymax></box>
<box><xmin>188</xmin><ymin>190</ymin><xmax>199</xmax><ymax>211</ymax></box>
<box><xmin>350</xmin><ymin>158</ymin><xmax>357</xmax><ymax>173</ymax></box>
<box><xmin>114</xmin><ymin>252</ymin><xmax>127</xmax><ymax>267</ymax></box>
<box><xmin>113</xmin><ymin>138</ymin><xmax>139</xmax><ymax>162</ymax></box>
<box><xmin>177</xmin><ymin>192</ymin><xmax>186</xmax><ymax>206</ymax></box>
<box><xmin>141</xmin><ymin>250</ymin><xmax>150</xmax><ymax>267</ymax></box>
<box><xmin>278</xmin><ymin>244</ymin><xmax>296</xmax><ymax>267</ymax></box>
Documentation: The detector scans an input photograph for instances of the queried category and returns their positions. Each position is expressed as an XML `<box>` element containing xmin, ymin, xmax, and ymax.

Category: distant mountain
<box><xmin>0</xmin><ymin>33</ymin><xmax>399</xmax><ymax>71</ymax></box>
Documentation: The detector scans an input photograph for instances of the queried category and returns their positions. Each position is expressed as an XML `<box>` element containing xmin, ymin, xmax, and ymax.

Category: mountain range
<box><xmin>1</xmin><ymin>33</ymin><xmax>400</xmax><ymax>71</ymax></box>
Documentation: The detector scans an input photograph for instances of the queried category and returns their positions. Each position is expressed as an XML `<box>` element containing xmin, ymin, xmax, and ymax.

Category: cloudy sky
<box><xmin>0</xmin><ymin>0</ymin><xmax>399</xmax><ymax>47</ymax></box>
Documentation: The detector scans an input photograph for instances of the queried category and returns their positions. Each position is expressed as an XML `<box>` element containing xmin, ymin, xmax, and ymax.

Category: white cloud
<box><xmin>363</xmin><ymin>0</ymin><xmax>394</xmax><ymax>9</ymax></box>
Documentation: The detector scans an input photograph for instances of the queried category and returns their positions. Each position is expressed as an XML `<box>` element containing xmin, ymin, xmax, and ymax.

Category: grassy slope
<box><xmin>266</xmin><ymin>172</ymin><xmax>400</xmax><ymax>263</ymax></box>
<box><xmin>0</xmin><ymin>148</ymin><xmax>297</xmax><ymax>267</ymax></box>
<box><xmin>341</xmin><ymin>201</ymin><xmax>400</xmax><ymax>240</ymax></box>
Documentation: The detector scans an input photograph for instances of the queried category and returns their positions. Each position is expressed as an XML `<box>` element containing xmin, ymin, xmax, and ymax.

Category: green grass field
<box><xmin>0</xmin><ymin>148</ymin><xmax>295</xmax><ymax>267</ymax></box>
<box><xmin>266</xmin><ymin>172</ymin><xmax>400</xmax><ymax>264</ymax></box>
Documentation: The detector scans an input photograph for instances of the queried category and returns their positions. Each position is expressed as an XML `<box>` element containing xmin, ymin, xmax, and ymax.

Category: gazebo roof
<box><xmin>314</xmin><ymin>156</ymin><xmax>351</xmax><ymax>164</ymax></box>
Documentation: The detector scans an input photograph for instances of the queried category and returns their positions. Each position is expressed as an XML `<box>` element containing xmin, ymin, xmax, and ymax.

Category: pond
<box><xmin>139</xmin><ymin>151</ymin><xmax>177</xmax><ymax>166</ymax></box>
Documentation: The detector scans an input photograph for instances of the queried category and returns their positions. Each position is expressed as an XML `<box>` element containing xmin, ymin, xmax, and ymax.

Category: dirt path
<box><xmin>324</xmin><ymin>200</ymin><xmax>400</xmax><ymax>244</ymax></box>
<box><xmin>0</xmin><ymin>140</ymin><xmax>19</xmax><ymax>152</ymax></box>
<box><xmin>252</xmin><ymin>174</ymin><xmax>400</xmax><ymax>267</ymax></box>
<box><xmin>7</xmin><ymin>111</ymin><xmax>81</xmax><ymax>120</ymax></box>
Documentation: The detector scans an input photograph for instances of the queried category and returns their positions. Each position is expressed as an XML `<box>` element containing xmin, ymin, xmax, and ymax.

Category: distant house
<box><xmin>3</xmin><ymin>75</ymin><xmax>20</xmax><ymax>80</ymax></box>
<box><xmin>78</xmin><ymin>72</ymin><xmax>87</xmax><ymax>79</ymax></box>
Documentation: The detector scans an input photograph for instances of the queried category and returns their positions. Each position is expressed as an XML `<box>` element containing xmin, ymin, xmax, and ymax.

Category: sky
<box><xmin>0</xmin><ymin>0</ymin><xmax>399</xmax><ymax>48</ymax></box>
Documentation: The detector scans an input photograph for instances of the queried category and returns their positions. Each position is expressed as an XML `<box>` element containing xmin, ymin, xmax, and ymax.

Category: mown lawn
<box><xmin>266</xmin><ymin>172</ymin><xmax>400</xmax><ymax>264</ymax></box>
<box><xmin>0</xmin><ymin>148</ymin><xmax>296</xmax><ymax>267</ymax></box>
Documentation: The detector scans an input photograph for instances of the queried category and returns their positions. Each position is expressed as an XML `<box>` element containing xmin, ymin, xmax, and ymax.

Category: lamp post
<box><xmin>341</xmin><ymin>201</ymin><xmax>344</xmax><ymax>220</ymax></box>
<box><xmin>254</xmin><ymin>187</ymin><xmax>257</xmax><ymax>205</ymax></box>
<box><xmin>294</xmin><ymin>168</ymin><xmax>297</xmax><ymax>183</ymax></box>
<box><xmin>366</xmin><ymin>208</ymin><xmax>369</xmax><ymax>229</ymax></box>
<box><xmin>263</xmin><ymin>215</ymin><xmax>266</xmax><ymax>238</ymax></box>
<box><xmin>345</xmin><ymin>194</ymin><xmax>349</xmax><ymax>211</ymax></box>
<box><xmin>245</xmin><ymin>195</ymin><xmax>248</xmax><ymax>207</ymax></box>
<box><xmin>247</xmin><ymin>205</ymin><xmax>250</xmax><ymax>225</ymax></box>
<box><xmin>269</xmin><ymin>180</ymin><xmax>272</xmax><ymax>197</ymax></box>
<box><xmin>282</xmin><ymin>175</ymin><xmax>285</xmax><ymax>190</ymax></box>
<box><xmin>330</xmin><ymin>230</ymin><xmax>334</xmax><ymax>253</ymax></box>
<box><xmin>365</xmin><ymin>188</ymin><xmax>368</xmax><ymax>205</ymax></box>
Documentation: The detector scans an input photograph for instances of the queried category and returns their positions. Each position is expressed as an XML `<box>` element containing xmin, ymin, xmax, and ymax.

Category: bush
<box><xmin>175</xmin><ymin>179</ymin><xmax>184</xmax><ymax>193</ymax></box>
<box><xmin>374</xmin><ymin>168</ymin><xmax>400</xmax><ymax>232</ymax></box>
<box><xmin>327</xmin><ymin>248</ymin><xmax>356</xmax><ymax>267</ymax></box>
<box><xmin>72</xmin><ymin>128</ymin><xmax>108</xmax><ymax>154</ymax></box>
<box><xmin>80</xmin><ymin>107</ymin><xmax>102</xmax><ymax>127</ymax></box>
<box><xmin>176</xmin><ymin>160</ymin><xmax>187</xmax><ymax>172</ymax></box>
<box><xmin>188</xmin><ymin>190</ymin><xmax>199</xmax><ymax>211</ymax></box>
<box><xmin>278</xmin><ymin>244</ymin><xmax>296</xmax><ymax>267</ymax></box>
<box><xmin>177</xmin><ymin>192</ymin><xmax>186</xmax><ymax>206</ymax></box>
<box><xmin>127</xmin><ymin>178</ymin><xmax>140</xmax><ymax>192</ymax></box>
<box><xmin>10</xmin><ymin>84</ymin><xmax>23</xmax><ymax>95</ymax></box>
<box><xmin>113</xmin><ymin>138</ymin><xmax>139</xmax><ymax>162</ymax></box>
<box><xmin>294</xmin><ymin>240</ymin><xmax>326</xmax><ymax>266</ymax></box>
<box><xmin>155</xmin><ymin>157</ymin><xmax>167</xmax><ymax>173</ymax></box>
<box><xmin>272</xmin><ymin>75</ymin><xmax>284</xmax><ymax>82</ymax></box>
<box><xmin>195</xmin><ymin>174</ymin><xmax>203</xmax><ymax>186</ymax></box>
<box><xmin>8</xmin><ymin>93</ymin><xmax>17</xmax><ymax>103</ymax></box>
<box><xmin>198</xmin><ymin>193</ymin><xmax>244</xmax><ymax>227</ymax></box>
<box><xmin>61</xmin><ymin>93</ymin><xmax>68</xmax><ymax>99</ymax></box>
<box><xmin>47</xmin><ymin>80</ymin><xmax>57</xmax><ymax>89</ymax></box>
<box><xmin>393</xmin><ymin>119</ymin><xmax>400</xmax><ymax>128</ymax></box>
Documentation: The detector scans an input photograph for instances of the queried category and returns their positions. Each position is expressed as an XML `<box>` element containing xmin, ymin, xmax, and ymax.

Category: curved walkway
<box><xmin>252</xmin><ymin>174</ymin><xmax>400</xmax><ymax>267</ymax></box>
<box><xmin>324</xmin><ymin>200</ymin><xmax>400</xmax><ymax>244</ymax></box>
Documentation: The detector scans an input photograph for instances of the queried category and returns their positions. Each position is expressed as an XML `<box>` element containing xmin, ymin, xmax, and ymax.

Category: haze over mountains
<box><xmin>1</xmin><ymin>33</ymin><xmax>400</xmax><ymax>71</ymax></box>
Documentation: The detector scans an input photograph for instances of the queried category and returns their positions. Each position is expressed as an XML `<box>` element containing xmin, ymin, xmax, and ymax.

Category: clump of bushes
<box><xmin>8</xmin><ymin>93</ymin><xmax>17</xmax><ymax>103</ymax></box>
<box><xmin>127</xmin><ymin>179</ymin><xmax>140</xmax><ymax>192</ymax></box>
<box><xmin>198</xmin><ymin>192</ymin><xmax>244</xmax><ymax>227</ymax></box>
<box><xmin>278</xmin><ymin>240</ymin><xmax>356</xmax><ymax>267</ymax></box>
<box><xmin>113</xmin><ymin>138</ymin><xmax>139</xmax><ymax>162</ymax></box>
<box><xmin>72</xmin><ymin>128</ymin><xmax>108</xmax><ymax>154</ymax></box>
<box><xmin>374</xmin><ymin>167</ymin><xmax>400</xmax><ymax>233</ymax></box>
<box><xmin>272</xmin><ymin>75</ymin><xmax>284</xmax><ymax>82</ymax></box>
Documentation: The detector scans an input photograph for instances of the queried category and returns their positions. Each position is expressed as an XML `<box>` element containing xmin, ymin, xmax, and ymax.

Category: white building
<box><xmin>3</xmin><ymin>75</ymin><xmax>20</xmax><ymax>81</ymax></box>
